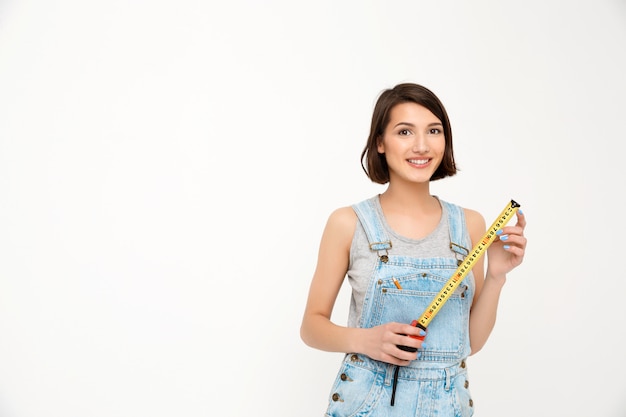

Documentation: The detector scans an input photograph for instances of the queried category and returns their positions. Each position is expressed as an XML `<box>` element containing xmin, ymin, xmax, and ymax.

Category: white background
<box><xmin>1</xmin><ymin>1</ymin><xmax>625</xmax><ymax>416</ymax></box>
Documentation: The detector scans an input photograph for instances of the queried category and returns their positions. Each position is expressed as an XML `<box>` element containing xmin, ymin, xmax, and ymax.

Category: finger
<box><xmin>515</xmin><ymin>209</ymin><xmax>526</xmax><ymax>229</ymax></box>
<box><xmin>379</xmin><ymin>351</ymin><xmax>409</xmax><ymax>366</ymax></box>
<box><xmin>497</xmin><ymin>234</ymin><xmax>527</xmax><ymax>248</ymax></box>
<box><xmin>503</xmin><ymin>243</ymin><xmax>525</xmax><ymax>257</ymax></box>
<box><xmin>400</xmin><ymin>324</ymin><xmax>427</xmax><ymax>339</ymax></box>
<box><xmin>388</xmin><ymin>356</ymin><xmax>413</xmax><ymax>367</ymax></box>
<box><xmin>392</xmin><ymin>344</ymin><xmax>420</xmax><ymax>362</ymax></box>
<box><xmin>394</xmin><ymin>335</ymin><xmax>420</xmax><ymax>351</ymax></box>
<box><xmin>497</xmin><ymin>224</ymin><xmax>525</xmax><ymax>240</ymax></box>
<box><xmin>498</xmin><ymin>214</ymin><xmax>526</xmax><ymax>239</ymax></box>
<box><xmin>393</xmin><ymin>339</ymin><xmax>421</xmax><ymax>357</ymax></box>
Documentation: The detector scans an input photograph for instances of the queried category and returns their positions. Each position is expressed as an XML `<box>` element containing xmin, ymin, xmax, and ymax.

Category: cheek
<box><xmin>434</xmin><ymin>139</ymin><xmax>446</xmax><ymax>154</ymax></box>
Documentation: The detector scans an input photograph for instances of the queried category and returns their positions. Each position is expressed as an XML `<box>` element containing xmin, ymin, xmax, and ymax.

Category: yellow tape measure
<box><xmin>416</xmin><ymin>199</ymin><xmax>521</xmax><ymax>329</ymax></box>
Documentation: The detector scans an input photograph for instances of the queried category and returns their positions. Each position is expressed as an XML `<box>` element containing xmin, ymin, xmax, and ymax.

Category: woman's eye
<box><xmin>429</xmin><ymin>128</ymin><xmax>442</xmax><ymax>134</ymax></box>
<box><xmin>399</xmin><ymin>129</ymin><xmax>411</xmax><ymax>136</ymax></box>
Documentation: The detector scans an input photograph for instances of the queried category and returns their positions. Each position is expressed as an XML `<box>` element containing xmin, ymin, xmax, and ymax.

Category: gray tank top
<box><xmin>346</xmin><ymin>195</ymin><xmax>465</xmax><ymax>327</ymax></box>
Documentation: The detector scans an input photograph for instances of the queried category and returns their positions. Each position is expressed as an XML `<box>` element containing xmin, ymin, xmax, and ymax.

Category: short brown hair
<box><xmin>360</xmin><ymin>83</ymin><xmax>458</xmax><ymax>184</ymax></box>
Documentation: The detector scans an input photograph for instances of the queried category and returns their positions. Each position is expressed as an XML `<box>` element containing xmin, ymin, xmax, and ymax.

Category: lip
<box><xmin>407</xmin><ymin>158</ymin><xmax>432</xmax><ymax>168</ymax></box>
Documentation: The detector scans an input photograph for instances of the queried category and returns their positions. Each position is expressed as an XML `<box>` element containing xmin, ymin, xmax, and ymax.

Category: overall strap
<box><xmin>351</xmin><ymin>197</ymin><xmax>392</xmax><ymax>261</ymax></box>
<box><xmin>440</xmin><ymin>200</ymin><xmax>471</xmax><ymax>260</ymax></box>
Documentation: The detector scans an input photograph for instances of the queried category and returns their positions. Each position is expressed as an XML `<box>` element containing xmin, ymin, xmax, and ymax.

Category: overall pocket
<box><xmin>452</xmin><ymin>371</ymin><xmax>474</xmax><ymax>417</ymax></box>
<box><xmin>325</xmin><ymin>356</ymin><xmax>381</xmax><ymax>417</ymax></box>
<box><xmin>367</xmin><ymin>271</ymin><xmax>470</xmax><ymax>359</ymax></box>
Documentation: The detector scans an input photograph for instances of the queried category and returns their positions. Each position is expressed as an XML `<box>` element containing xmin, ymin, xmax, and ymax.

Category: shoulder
<box><xmin>326</xmin><ymin>206</ymin><xmax>358</xmax><ymax>235</ymax></box>
<box><xmin>462</xmin><ymin>207</ymin><xmax>486</xmax><ymax>242</ymax></box>
<box><xmin>326</xmin><ymin>195</ymin><xmax>377</xmax><ymax>231</ymax></box>
<box><xmin>318</xmin><ymin>206</ymin><xmax>359</xmax><ymax>255</ymax></box>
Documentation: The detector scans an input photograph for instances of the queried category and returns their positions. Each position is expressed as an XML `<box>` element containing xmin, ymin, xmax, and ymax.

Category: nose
<box><xmin>412</xmin><ymin>133</ymin><xmax>429</xmax><ymax>153</ymax></box>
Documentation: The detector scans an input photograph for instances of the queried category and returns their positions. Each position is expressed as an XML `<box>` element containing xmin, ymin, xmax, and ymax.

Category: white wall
<box><xmin>1</xmin><ymin>1</ymin><xmax>625</xmax><ymax>416</ymax></box>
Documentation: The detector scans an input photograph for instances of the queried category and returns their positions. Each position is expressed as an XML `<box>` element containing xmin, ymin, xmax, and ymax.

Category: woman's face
<box><xmin>377</xmin><ymin>102</ymin><xmax>446</xmax><ymax>184</ymax></box>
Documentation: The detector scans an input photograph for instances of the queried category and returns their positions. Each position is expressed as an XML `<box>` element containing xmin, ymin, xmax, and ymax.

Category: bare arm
<box><xmin>467</xmin><ymin>208</ymin><xmax>527</xmax><ymax>355</ymax></box>
<box><xmin>299</xmin><ymin>206</ymin><xmax>358</xmax><ymax>352</ymax></box>
<box><xmin>300</xmin><ymin>207</ymin><xmax>425</xmax><ymax>366</ymax></box>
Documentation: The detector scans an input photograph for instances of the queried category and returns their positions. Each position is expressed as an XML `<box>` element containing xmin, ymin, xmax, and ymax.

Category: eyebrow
<box><xmin>393</xmin><ymin>122</ymin><xmax>443</xmax><ymax>128</ymax></box>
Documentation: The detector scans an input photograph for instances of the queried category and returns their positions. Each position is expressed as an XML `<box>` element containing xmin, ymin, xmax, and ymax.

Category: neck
<box><xmin>380</xmin><ymin>181</ymin><xmax>434</xmax><ymax>208</ymax></box>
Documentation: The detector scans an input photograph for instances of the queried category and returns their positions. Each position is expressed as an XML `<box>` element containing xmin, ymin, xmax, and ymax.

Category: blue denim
<box><xmin>325</xmin><ymin>354</ymin><xmax>472</xmax><ymax>417</ymax></box>
<box><xmin>325</xmin><ymin>199</ymin><xmax>475</xmax><ymax>417</ymax></box>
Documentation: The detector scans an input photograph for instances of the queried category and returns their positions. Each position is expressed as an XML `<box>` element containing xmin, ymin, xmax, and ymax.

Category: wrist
<box><xmin>485</xmin><ymin>270</ymin><xmax>507</xmax><ymax>286</ymax></box>
<box><xmin>347</xmin><ymin>327</ymin><xmax>366</xmax><ymax>354</ymax></box>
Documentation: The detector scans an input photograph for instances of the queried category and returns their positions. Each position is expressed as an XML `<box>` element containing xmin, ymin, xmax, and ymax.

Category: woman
<box><xmin>300</xmin><ymin>83</ymin><xmax>527</xmax><ymax>416</ymax></box>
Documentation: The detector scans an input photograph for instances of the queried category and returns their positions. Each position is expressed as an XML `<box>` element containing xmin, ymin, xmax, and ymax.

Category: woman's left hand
<box><xmin>486</xmin><ymin>210</ymin><xmax>527</xmax><ymax>277</ymax></box>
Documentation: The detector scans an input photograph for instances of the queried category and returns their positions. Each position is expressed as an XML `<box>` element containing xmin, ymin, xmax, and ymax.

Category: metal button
<box><xmin>461</xmin><ymin>285</ymin><xmax>469</xmax><ymax>299</ymax></box>
<box><xmin>461</xmin><ymin>360</ymin><xmax>466</xmax><ymax>368</ymax></box>
<box><xmin>332</xmin><ymin>393</ymin><xmax>340</xmax><ymax>402</ymax></box>
<box><xmin>382</xmin><ymin>288</ymin><xmax>387</xmax><ymax>293</ymax></box>
<box><xmin>350</xmin><ymin>354</ymin><xmax>359</xmax><ymax>362</ymax></box>
<box><xmin>377</xmin><ymin>279</ymin><xmax>383</xmax><ymax>285</ymax></box>
<box><xmin>340</xmin><ymin>373</ymin><xmax>348</xmax><ymax>381</ymax></box>
<box><xmin>464</xmin><ymin>380</ymin><xmax>469</xmax><ymax>388</ymax></box>
<box><xmin>422</xmin><ymin>273</ymin><xmax>427</xmax><ymax>277</ymax></box>
<box><xmin>469</xmin><ymin>399</ymin><xmax>473</xmax><ymax>407</ymax></box>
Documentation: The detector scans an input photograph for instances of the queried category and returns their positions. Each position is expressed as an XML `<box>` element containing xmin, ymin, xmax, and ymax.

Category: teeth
<box><xmin>409</xmin><ymin>159</ymin><xmax>429</xmax><ymax>165</ymax></box>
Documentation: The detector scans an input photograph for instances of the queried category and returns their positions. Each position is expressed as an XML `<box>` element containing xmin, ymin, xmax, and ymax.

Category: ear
<box><xmin>376</xmin><ymin>136</ymin><xmax>385</xmax><ymax>154</ymax></box>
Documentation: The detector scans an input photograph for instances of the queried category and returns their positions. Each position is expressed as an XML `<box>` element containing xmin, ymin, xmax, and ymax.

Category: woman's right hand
<box><xmin>360</xmin><ymin>322</ymin><xmax>426</xmax><ymax>366</ymax></box>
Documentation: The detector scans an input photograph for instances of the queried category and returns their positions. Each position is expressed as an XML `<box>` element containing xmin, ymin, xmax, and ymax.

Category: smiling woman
<box><xmin>300</xmin><ymin>83</ymin><xmax>527</xmax><ymax>416</ymax></box>
<box><xmin>376</xmin><ymin>103</ymin><xmax>447</xmax><ymax>188</ymax></box>
<box><xmin>1</xmin><ymin>1</ymin><xmax>625</xmax><ymax>416</ymax></box>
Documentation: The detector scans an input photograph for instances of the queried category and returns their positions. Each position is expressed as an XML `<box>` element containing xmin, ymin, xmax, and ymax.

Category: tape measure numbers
<box><xmin>398</xmin><ymin>199</ymin><xmax>521</xmax><ymax>352</ymax></box>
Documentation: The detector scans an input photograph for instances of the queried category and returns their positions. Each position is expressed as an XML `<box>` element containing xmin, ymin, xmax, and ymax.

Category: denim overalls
<box><xmin>325</xmin><ymin>198</ymin><xmax>476</xmax><ymax>417</ymax></box>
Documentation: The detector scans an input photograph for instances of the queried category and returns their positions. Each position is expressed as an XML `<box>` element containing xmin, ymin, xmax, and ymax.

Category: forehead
<box><xmin>388</xmin><ymin>102</ymin><xmax>441</xmax><ymax>125</ymax></box>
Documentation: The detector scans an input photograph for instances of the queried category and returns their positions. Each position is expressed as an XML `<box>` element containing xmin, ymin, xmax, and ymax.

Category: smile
<box><xmin>408</xmin><ymin>159</ymin><xmax>430</xmax><ymax>166</ymax></box>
